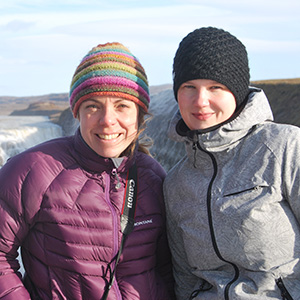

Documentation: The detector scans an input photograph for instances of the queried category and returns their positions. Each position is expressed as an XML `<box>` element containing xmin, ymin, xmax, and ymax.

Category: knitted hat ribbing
<box><xmin>173</xmin><ymin>27</ymin><xmax>250</xmax><ymax>107</ymax></box>
<box><xmin>69</xmin><ymin>42</ymin><xmax>150</xmax><ymax>117</ymax></box>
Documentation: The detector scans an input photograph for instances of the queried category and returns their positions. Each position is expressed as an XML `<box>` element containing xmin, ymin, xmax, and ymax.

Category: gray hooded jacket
<box><xmin>164</xmin><ymin>88</ymin><xmax>300</xmax><ymax>300</ymax></box>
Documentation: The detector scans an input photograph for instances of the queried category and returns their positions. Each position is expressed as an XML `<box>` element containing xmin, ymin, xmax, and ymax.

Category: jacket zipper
<box><xmin>104</xmin><ymin>173</ymin><xmax>122</xmax><ymax>300</ymax></box>
<box><xmin>198</xmin><ymin>143</ymin><xmax>240</xmax><ymax>300</ymax></box>
<box><xmin>276</xmin><ymin>278</ymin><xmax>294</xmax><ymax>300</ymax></box>
<box><xmin>111</xmin><ymin>168</ymin><xmax>121</xmax><ymax>189</ymax></box>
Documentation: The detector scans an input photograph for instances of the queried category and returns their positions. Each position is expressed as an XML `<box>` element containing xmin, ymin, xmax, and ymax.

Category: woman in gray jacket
<box><xmin>164</xmin><ymin>26</ymin><xmax>300</xmax><ymax>300</ymax></box>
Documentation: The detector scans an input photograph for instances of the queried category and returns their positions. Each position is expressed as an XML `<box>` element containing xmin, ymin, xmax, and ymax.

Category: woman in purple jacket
<box><xmin>0</xmin><ymin>42</ymin><xmax>174</xmax><ymax>299</ymax></box>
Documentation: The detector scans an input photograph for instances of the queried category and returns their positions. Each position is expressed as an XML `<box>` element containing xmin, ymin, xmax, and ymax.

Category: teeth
<box><xmin>98</xmin><ymin>133</ymin><xmax>119</xmax><ymax>140</ymax></box>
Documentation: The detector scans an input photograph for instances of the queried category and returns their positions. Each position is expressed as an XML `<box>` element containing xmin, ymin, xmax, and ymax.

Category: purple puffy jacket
<box><xmin>0</xmin><ymin>130</ymin><xmax>174</xmax><ymax>299</ymax></box>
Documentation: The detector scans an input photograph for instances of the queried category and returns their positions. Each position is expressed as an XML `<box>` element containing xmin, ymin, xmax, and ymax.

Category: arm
<box><xmin>155</xmin><ymin>201</ymin><xmax>175</xmax><ymax>299</ymax></box>
<box><xmin>150</xmin><ymin>167</ymin><xmax>175</xmax><ymax>299</ymax></box>
<box><xmin>281</xmin><ymin>127</ymin><xmax>300</xmax><ymax>223</ymax></box>
<box><xmin>163</xmin><ymin>179</ymin><xmax>206</xmax><ymax>300</ymax></box>
<box><xmin>0</xmin><ymin>160</ymin><xmax>31</xmax><ymax>299</ymax></box>
<box><xmin>165</xmin><ymin>213</ymin><xmax>201</xmax><ymax>300</ymax></box>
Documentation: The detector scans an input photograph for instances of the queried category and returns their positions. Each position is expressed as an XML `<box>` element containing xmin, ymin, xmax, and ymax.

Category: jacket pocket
<box><xmin>223</xmin><ymin>180</ymin><xmax>269</xmax><ymax>198</ymax></box>
<box><xmin>276</xmin><ymin>278</ymin><xmax>293</xmax><ymax>300</ymax></box>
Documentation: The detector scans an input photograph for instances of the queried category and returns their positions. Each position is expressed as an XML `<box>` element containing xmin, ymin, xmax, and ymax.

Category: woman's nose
<box><xmin>194</xmin><ymin>89</ymin><xmax>209</xmax><ymax>107</ymax></box>
<box><xmin>99</xmin><ymin>106</ymin><xmax>117</xmax><ymax>126</ymax></box>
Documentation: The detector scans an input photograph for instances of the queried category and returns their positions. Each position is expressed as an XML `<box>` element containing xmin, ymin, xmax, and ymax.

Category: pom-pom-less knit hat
<box><xmin>69</xmin><ymin>42</ymin><xmax>150</xmax><ymax>117</ymax></box>
<box><xmin>173</xmin><ymin>27</ymin><xmax>250</xmax><ymax>108</ymax></box>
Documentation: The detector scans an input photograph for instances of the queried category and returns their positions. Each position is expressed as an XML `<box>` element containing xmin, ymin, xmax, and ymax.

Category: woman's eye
<box><xmin>87</xmin><ymin>104</ymin><xmax>98</xmax><ymax>109</ymax></box>
<box><xmin>211</xmin><ymin>85</ymin><xmax>222</xmax><ymax>90</ymax></box>
<box><xmin>85</xmin><ymin>104</ymin><xmax>100</xmax><ymax>112</ymax></box>
<box><xmin>117</xmin><ymin>102</ymin><xmax>130</xmax><ymax>109</ymax></box>
<box><xmin>183</xmin><ymin>85</ymin><xmax>195</xmax><ymax>89</ymax></box>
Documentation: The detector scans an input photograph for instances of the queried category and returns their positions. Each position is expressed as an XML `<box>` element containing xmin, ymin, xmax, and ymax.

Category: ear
<box><xmin>76</xmin><ymin>110</ymin><xmax>80</xmax><ymax>121</ymax></box>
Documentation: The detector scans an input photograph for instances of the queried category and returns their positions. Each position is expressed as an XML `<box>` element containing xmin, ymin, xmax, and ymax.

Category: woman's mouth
<box><xmin>97</xmin><ymin>133</ymin><xmax>120</xmax><ymax>140</ymax></box>
<box><xmin>192</xmin><ymin>112</ymin><xmax>213</xmax><ymax>120</ymax></box>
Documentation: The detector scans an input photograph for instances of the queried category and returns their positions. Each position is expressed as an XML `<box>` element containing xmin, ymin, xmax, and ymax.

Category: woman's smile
<box><xmin>192</xmin><ymin>112</ymin><xmax>214</xmax><ymax>121</ymax></box>
<box><xmin>97</xmin><ymin>133</ymin><xmax>120</xmax><ymax>140</ymax></box>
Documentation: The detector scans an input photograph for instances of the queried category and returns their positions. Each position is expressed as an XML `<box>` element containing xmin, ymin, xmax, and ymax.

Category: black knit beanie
<box><xmin>173</xmin><ymin>27</ymin><xmax>250</xmax><ymax>108</ymax></box>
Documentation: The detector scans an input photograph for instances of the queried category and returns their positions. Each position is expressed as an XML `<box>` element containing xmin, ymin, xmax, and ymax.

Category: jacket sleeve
<box><xmin>144</xmin><ymin>157</ymin><xmax>175</xmax><ymax>299</ymax></box>
<box><xmin>281</xmin><ymin>127</ymin><xmax>300</xmax><ymax>224</ymax></box>
<box><xmin>165</xmin><ymin>210</ymin><xmax>202</xmax><ymax>300</ymax></box>
<box><xmin>154</xmin><ymin>187</ymin><xmax>175</xmax><ymax>299</ymax></box>
<box><xmin>164</xmin><ymin>181</ymin><xmax>208</xmax><ymax>300</ymax></box>
<box><xmin>0</xmin><ymin>158</ymin><xmax>32</xmax><ymax>299</ymax></box>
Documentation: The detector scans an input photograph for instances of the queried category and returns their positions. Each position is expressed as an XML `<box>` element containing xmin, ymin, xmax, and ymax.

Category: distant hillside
<box><xmin>10</xmin><ymin>101</ymin><xmax>69</xmax><ymax>123</ymax></box>
<box><xmin>251</xmin><ymin>78</ymin><xmax>300</xmax><ymax>126</ymax></box>
<box><xmin>0</xmin><ymin>93</ymin><xmax>68</xmax><ymax>116</ymax></box>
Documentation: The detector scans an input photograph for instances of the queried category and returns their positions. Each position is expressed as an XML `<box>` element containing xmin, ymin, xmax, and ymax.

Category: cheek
<box><xmin>128</xmin><ymin>118</ymin><xmax>139</xmax><ymax>133</ymax></box>
<box><xmin>213</xmin><ymin>95</ymin><xmax>236</xmax><ymax>116</ymax></box>
<box><xmin>224</xmin><ymin>99</ymin><xmax>236</xmax><ymax>116</ymax></box>
<box><xmin>118</xmin><ymin>114</ymin><xmax>139</xmax><ymax>136</ymax></box>
<box><xmin>79</xmin><ymin>114</ymin><xmax>96</xmax><ymax>136</ymax></box>
<box><xmin>223</xmin><ymin>92</ymin><xmax>236</xmax><ymax>113</ymax></box>
<box><xmin>178</xmin><ymin>102</ymin><xmax>190</xmax><ymax>121</ymax></box>
<box><xmin>178</xmin><ymin>97</ymin><xmax>187</xmax><ymax>112</ymax></box>
<box><xmin>125</xmin><ymin>109</ymin><xmax>139</xmax><ymax>130</ymax></box>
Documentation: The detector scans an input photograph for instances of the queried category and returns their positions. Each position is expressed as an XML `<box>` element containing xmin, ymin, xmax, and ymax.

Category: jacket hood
<box><xmin>167</xmin><ymin>87</ymin><xmax>274</xmax><ymax>152</ymax></box>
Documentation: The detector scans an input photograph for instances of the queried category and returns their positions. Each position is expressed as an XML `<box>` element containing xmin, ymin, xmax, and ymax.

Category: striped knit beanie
<box><xmin>173</xmin><ymin>27</ymin><xmax>250</xmax><ymax>108</ymax></box>
<box><xmin>69</xmin><ymin>42</ymin><xmax>150</xmax><ymax>117</ymax></box>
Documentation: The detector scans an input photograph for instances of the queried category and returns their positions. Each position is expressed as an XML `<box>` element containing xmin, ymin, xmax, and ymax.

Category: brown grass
<box><xmin>251</xmin><ymin>78</ymin><xmax>300</xmax><ymax>85</ymax></box>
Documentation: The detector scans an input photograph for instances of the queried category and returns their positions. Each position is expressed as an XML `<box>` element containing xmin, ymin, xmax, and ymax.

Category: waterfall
<box><xmin>0</xmin><ymin>116</ymin><xmax>63</xmax><ymax>167</ymax></box>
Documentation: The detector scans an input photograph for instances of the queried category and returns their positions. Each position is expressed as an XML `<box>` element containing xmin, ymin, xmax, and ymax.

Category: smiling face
<box><xmin>78</xmin><ymin>96</ymin><xmax>139</xmax><ymax>158</ymax></box>
<box><xmin>177</xmin><ymin>79</ymin><xmax>237</xmax><ymax>130</ymax></box>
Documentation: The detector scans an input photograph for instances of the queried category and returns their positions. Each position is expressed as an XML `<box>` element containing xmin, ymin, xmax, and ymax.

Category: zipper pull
<box><xmin>188</xmin><ymin>130</ymin><xmax>199</xmax><ymax>168</ymax></box>
<box><xmin>111</xmin><ymin>169</ymin><xmax>121</xmax><ymax>189</ymax></box>
<box><xmin>192</xmin><ymin>141</ymin><xmax>197</xmax><ymax>168</ymax></box>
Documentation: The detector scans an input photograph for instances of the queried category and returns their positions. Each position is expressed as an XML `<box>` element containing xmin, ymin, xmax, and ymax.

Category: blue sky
<box><xmin>0</xmin><ymin>0</ymin><xmax>299</xmax><ymax>97</ymax></box>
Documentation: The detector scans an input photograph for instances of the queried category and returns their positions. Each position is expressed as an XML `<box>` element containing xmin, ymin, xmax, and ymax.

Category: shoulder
<box><xmin>136</xmin><ymin>152</ymin><xmax>166</xmax><ymax>179</ymax></box>
<box><xmin>0</xmin><ymin>136</ymin><xmax>76</xmax><ymax>217</ymax></box>
<box><xmin>0</xmin><ymin>136</ymin><xmax>75</xmax><ymax>182</ymax></box>
<box><xmin>27</xmin><ymin>135</ymin><xmax>74</xmax><ymax>156</ymax></box>
<box><xmin>134</xmin><ymin>152</ymin><xmax>166</xmax><ymax>196</ymax></box>
<box><xmin>255</xmin><ymin>122</ymin><xmax>300</xmax><ymax>150</ymax></box>
<box><xmin>238</xmin><ymin>121</ymin><xmax>300</xmax><ymax>170</ymax></box>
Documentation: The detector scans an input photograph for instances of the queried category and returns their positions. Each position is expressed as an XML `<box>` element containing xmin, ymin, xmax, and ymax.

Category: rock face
<box><xmin>58</xmin><ymin>108</ymin><xmax>79</xmax><ymax>136</ymax></box>
<box><xmin>144</xmin><ymin>89</ymin><xmax>185</xmax><ymax>171</ymax></box>
<box><xmin>57</xmin><ymin>88</ymin><xmax>185</xmax><ymax>171</ymax></box>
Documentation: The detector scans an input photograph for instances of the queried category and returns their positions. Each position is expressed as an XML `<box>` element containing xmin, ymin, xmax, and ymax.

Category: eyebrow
<box><xmin>85</xmin><ymin>98</ymin><xmax>131</xmax><ymax>104</ymax></box>
<box><xmin>84</xmin><ymin>99</ymin><xmax>98</xmax><ymax>103</ymax></box>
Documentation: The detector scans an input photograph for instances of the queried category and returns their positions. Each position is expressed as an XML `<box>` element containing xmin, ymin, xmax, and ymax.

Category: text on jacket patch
<box><xmin>127</xmin><ymin>179</ymin><xmax>135</xmax><ymax>208</ymax></box>
<box><xmin>134</xmin><ymin>219</ymin><xmax>153</xmax><ymax>227</ymax></box>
